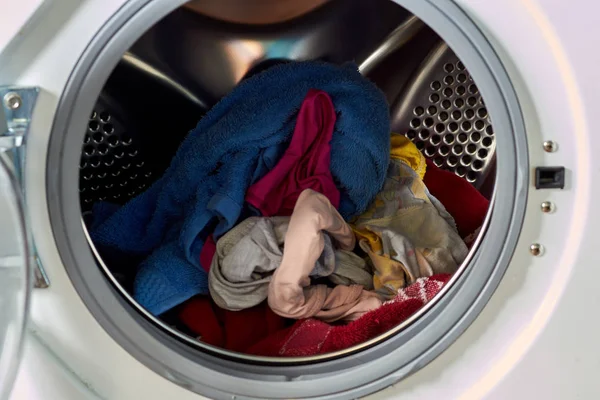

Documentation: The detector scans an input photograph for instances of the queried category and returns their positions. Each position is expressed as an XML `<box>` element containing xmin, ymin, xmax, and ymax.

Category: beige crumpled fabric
<box><xmin>208</xmin><ymin>216</ymin><xmax>373</xmax><ymax>312</ymax></box>
<box><xmin>268</xmin><ymin>189</ymin><xmax>382</xmax><ymax>322</ymax></box>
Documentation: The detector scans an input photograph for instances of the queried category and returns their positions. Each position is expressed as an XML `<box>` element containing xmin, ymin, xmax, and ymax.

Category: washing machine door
<box><xmin>0</xmin><ymin>131</ymin><xmax>32</xmax><ymax>398</ymax></box>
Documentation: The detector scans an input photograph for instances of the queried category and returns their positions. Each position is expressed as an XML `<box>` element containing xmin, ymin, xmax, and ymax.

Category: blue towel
<box><xmin>91</xmin><ymin>61</ymin><xmax>391</xmax><ymax>315</ymax></box>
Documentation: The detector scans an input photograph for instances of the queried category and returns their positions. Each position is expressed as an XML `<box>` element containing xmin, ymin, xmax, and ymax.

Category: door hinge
<box><xmin>1</xmin><ymin>86</ymin><xmax>50</xmax><ymax>288</ymax></box>
<box><xmin>1</xmin><ymin>88</ymin><xmax>38</xmax><ymax>149</ymax></box>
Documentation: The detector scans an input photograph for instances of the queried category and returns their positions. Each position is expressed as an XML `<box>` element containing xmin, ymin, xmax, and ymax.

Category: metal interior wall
<box><xmin>46</xmin><ymin>0</ymin><xmax>528</xmax><ymax>398</ymax></box>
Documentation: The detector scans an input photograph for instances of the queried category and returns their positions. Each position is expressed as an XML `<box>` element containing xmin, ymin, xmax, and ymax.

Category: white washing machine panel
<box><xmin>1</xmin><ymin>0</ymin><xmax>598</xmax><ymax>398</ymax></box>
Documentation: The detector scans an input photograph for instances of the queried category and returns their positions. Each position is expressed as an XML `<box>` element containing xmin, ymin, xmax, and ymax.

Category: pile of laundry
<box><xmin>90</xmin><ymin>61</ymin><xmax>489</xmax><ymax>356</ymax></box>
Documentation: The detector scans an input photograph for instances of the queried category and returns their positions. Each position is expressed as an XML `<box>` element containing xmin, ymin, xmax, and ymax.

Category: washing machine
<box><xmin>0</xmin><ymin>0</ymin><xmax>598</xmax><ymax>399</ymax></box>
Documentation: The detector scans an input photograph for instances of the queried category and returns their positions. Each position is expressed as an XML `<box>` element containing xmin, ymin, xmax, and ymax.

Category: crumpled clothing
<box><xmin>245</xmin><ymin>89</ymin><xmax>340</xmax><ymax>217</ymax></box>
<box><xmin>247</xmin><ymin>274</ymin><xmax>451</xmax><ymax>357</ymax></box>
<box><xmin>184</xmin><ymin>150</ymin><xmax>489</xmax><ymax>355</ymax></box>
<box><xmin>268</xmin><ymin>189</ymin><xmax>382</xmax><ymax>322</ymax></box>
<box><xmin>199</xmin><ymin>235</ymin><xmax>216</xmax><ymax>273</ymax></box>
<box><xmin>90</xmin><ymin>60</ymin><xmax>391</xmax><ymax>316</ymax></box>
<box><xmin>285</xmin><ymin>284</ymin><xmax>382</xmax><ymax>323</ymax></box>
<box><xmin>353</xmin><ymin>135</ymin><xmax>468</xmax><ymax>298</ymax></box>
<box><xmin>390</xmin><ymin>133</ymin><xmax>426</xmax><ymax>180</ymax></box>
<box><xmin>209</xmin><ymin>215</ymin><xmax>373</xmax><ymax>312</ymax></box>
<box><xmin>330</xmin><ymin>251</ymin><xmax>373</xmax><ymax>287</ymax></box>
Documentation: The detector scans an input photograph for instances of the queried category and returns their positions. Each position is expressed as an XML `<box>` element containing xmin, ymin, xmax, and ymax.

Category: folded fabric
<box><xmin>268</xmin><ymin>189</ymin><xmax>382</xmax><ymax>322</ymax></box>
<box><xmin>246</xmin><ymin>89</ymin><xmax>340</xmax><ymax>217</ymax></box>
<box><xmin>422</xmin><ymin>159</ymin><xmax>489</xmax><ymax>238</ymax></box>
<box><xmin>90</xmin><ymin>61</ymin><xmax>391</xmax><ymax>315</ymax></box>
<box><xmin>208</xmin><ymin>215</ymin><xmax>373</xmax><ymax>311</ymax></box>
<box><xmin>390</xmin><ymin>133</ymin><xmax>426</xmax><ymax>179</ymax></box>
<box><xmin>183</xmin><ymin>156</ymin><xmax>486</xmax><ymax>355</ymax></box>
<box><xmin>208</xmin><ymin>216</ymin><xmax>333</xmax><ymax>311</ymax></box>
<box><xmin>178</xmin><ymin>297</ymin><xmax>286</xmax><ymax>353</ymax></box>
<box><xmin>353</xmin><ymin>135</ymin><xmax>468</xmax><ymax>298</ymax></box>
<box><xmin>199</xmin><ymin>235</ymin><xmax>216</xmax><ymax>273</ymax></box>
<box><xmin>330</xmin><ymin>251</ymin><xmax>374</xmax><ymax>288</ymax></box>
<box><xmin>242</xmin><ymin>155</ymin><xmax>489</xmax><ymax>356</ymax></box>
<box><xmin>293</xmin><ymin>285</ymin><xmax>382</xmax><ymax>323</ymax></box>
<box><xmin>248</xmin><ymin>274</ymin><xmax>450</xmax><ymax>357</ymax></box>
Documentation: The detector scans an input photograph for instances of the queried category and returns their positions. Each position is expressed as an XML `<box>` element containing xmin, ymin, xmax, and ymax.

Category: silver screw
<box><xmin>530</xmin><ymin>243</ymin><xmax>543</xmax><ymax>256</ymax></box>
<box><xmin>543</xmin><ymin>140</ymin><xmax>557</xmax><ymax>153</ymax></box>
<box><xmin>541</xmin><ymin>201</ymin><xmax>554</xmax><ymax>213</ymax></box>
<box><xmin>3</xmin><ymin>92</ymin><xmax>22</xmax><ymax>110</ymax></box>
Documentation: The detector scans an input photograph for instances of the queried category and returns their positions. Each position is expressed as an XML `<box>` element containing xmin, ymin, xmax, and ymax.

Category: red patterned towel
<box><xmin>247</xmin><ymin>274</ymin><xmax>451</xmax><ymax>357</ymax></box>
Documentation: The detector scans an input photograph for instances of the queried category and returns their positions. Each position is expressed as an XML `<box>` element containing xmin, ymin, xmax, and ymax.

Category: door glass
<box><xmin>0</xmin><ymin>154</ymin><xmax>31</xmax><ymax>400</ymax></box>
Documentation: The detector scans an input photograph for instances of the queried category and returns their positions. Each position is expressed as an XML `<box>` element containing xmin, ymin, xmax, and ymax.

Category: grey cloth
<box><xmin>208</xmin><ymin>216</ymin><xmax>371</xmax><ymax>311</ymax></box>
<box><xmin>330</xmin><ymin>251</ymin><xmax>374</xmax><ymax>289</ymax></box>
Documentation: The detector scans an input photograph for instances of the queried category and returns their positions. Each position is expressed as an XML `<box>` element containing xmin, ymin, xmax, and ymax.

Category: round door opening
<box><xmin>49</xmin><ymin>0</ymin><xmax>526</xmax><ymax>398</ymax></box>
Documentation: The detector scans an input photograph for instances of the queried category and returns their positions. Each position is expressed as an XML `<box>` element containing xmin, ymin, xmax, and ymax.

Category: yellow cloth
<box><xmin>352</xmin><ymin>227</ymin><xmax>409</xmax><ymax>294</ymax></box>
<box><xmin>390</xmin><ymin>134</ymin><xmax>426</xmax><ymax>180</ymax></box>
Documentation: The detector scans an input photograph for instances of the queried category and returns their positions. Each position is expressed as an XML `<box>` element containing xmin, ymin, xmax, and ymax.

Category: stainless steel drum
<box><xmin>79</xmin><ymin>0</ymin><xmax>496</xmax><ymax>359</ymax></box>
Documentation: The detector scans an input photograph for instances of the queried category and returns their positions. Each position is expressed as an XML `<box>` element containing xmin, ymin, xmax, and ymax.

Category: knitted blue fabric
<box><xmin>91</xmin><ymin>61</ymin><xmax>390</xmax><ymax>315</ymax></box>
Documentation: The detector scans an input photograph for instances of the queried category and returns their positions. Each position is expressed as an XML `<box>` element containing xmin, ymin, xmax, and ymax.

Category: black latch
<box><xmin>535</xmin><ymin>167</ymin><xmax>565</xmax><ymax>189</ymax></box>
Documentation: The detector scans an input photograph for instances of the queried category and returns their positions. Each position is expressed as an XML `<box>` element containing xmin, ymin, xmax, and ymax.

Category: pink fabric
<box><xmin>245</xmin><ymin>89</ymin><xmax>341</xmax><ymax>217</ymax></box>
<box><xmin>268</xmin><ymin>189</ymin><xmax>382</xmax><ymax>322</ymax></box>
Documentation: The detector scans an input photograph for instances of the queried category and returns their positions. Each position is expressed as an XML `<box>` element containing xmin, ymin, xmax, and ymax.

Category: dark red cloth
<box><xmin>247</xmin><ymin>274</ymin><xmax>451</xmax><ymax>356</ymax></box>
<box><xmin>178</xmin><ymin>297</ymin><xmax>286</xmax><ymax>353</ymax></box>
<box><xmin>179</xmin><ymin>296</ymin><xmax>224</xmax><ymax>347</ymax></box>
<box><xmin>199</xmin><ymin>235</ymin><xmax>216</xmax><ymax>273</ymax></box>
<box><xmin>245</xmin><ymin>89</ymin><xmax>341</xmax><ymax>217</ymax></box>
<box><xmin>423</xmin><ymin>159</ymin><xmax>489</xmax><ymax>238</ymax></box>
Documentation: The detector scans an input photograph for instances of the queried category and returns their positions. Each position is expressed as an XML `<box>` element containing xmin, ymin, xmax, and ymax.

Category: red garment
<box><xmin>179</xmin><ymin>297</ymin><xmax>286</xmax><ymax>353</ymax></box>
<box><xmin>247</xmin><ymin>274</ymin><xmax>451</xmax><ymax>357</ymax></box>
<box><xmin>179</xmin><ymin>296</ymin><xmax>224</xmax><ymax>347</ymax></box>
<box><xmin>199</xmin><ymin>235</ymin><xmax>216</xmax><ymax>273</ymax></box>
<box><xmin>245</xmin><ymin>89</ymin><xmax>341</xmax><ymax>217</ymax></box>
<box><xmin>423</xmin><ymin>159</ymin><xmax>489</xmax><ymax>238</ymax></box>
